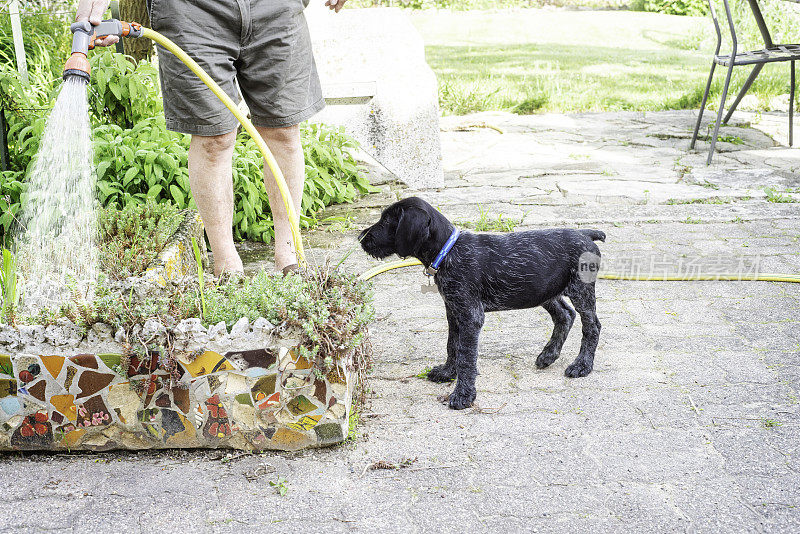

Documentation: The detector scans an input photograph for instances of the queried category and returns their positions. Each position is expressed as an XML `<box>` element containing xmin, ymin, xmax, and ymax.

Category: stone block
<box><xmin>305</xmin><ymin>6</ymin><xmax>443</xmax><ymax>189</ymax></box>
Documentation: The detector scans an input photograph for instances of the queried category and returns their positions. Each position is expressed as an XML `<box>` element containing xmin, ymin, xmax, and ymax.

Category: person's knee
<box><xmin>190</xmin><ymin>131</ymin><xmax>237</xmax><ymax>162</ymax></box>
<box><xmin>258</xmin><ymin>124</ymin><xmax>301</xmax><ymax>153</ymax></box>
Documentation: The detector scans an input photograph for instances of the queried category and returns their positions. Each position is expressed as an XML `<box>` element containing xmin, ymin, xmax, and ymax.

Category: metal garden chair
<box><xmin>690</xmin><ymin>0</ymin><xmax>800</xmax><ymax>164</ymax></box>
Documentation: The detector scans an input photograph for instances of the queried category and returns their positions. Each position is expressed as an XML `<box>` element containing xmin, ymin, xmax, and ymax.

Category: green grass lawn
<box><xmin>409</xmin><ymin>9</ymin><xmax>797</xmax><ymax>114</ymax></box>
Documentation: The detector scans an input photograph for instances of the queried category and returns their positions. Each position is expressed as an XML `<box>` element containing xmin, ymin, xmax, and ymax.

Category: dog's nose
<box><xmin>359</xmin><ymin>227</ymin><xmax>370</xmax><ymax>242</ymax></box>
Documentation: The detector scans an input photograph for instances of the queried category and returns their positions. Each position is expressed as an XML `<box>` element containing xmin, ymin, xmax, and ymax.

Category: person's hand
<box><xmin>74</xmin><ymin>0</ymin><xmax>119</xmax><ymax>47</ymax></box>
<box><xmin>325</xmin><ymin>0</ymin><xmax>348</xmax><ymax>13</ymax></box>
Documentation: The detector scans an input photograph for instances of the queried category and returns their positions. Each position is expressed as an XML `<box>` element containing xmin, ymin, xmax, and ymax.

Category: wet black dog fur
<box><xmin>360</xmin><ymin>197</ymin><xmax>604</xmax><ymax>410</ymax></box>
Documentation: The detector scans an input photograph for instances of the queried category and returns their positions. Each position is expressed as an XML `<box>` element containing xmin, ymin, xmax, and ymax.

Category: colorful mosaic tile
<box><xmin>0</xmin><ymin>340</ymin><xmax>351</xmax><ymax>451</ymax></box>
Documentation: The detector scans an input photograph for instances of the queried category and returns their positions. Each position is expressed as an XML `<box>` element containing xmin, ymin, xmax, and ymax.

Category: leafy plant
<box><xmin>191</xmin><ymin>237</ymin><xmax>206</xmax><ymax>319</ymax></box>
<box><xmin>269</xmin><ymin>477</ymin><xmax>289</xmax><ymax>496</ymax></box>
<box><xmin>88</xmin><ymin>50</ymin><xmax>162</xmax><ymax>129</ymax></box>
<box><xmin>635</xmin><ymin>0</ymin><xmax>707</xmax><ymax>16</ymax></box>
<box><xmin>460</xmin><ymin>205</ymin><xmax>523</xmax><ymax>232</ymax></box>
<box><xmin>764</xmin><ymin>187</ymin><xmax>796</xmax><ymax>203</ymax></box>
<box><xmin>0</xmin><ymin>11</ymin><xmax>71</xmax><ymax>80</ymax></box>
<box><xmin>1</xmin><ymin>248</ymin><xmax>20</xmax><ymax>324</ymax></box>
<box><xmin>0</xmin><ymin>171</ymin><xmax>24</xmax><ymax>238</ymax></box>
<box><xmin>346</xmin><ymin>407</ymin><xmax>361</xmax><ymax>442</ymax></box>
<box><xmin>300</xmin><ymin>123</ymin><xmax>377</xmax><ymax>219</ymax></box>
<box><xmin>203</xmin><ymin>265</ymin><xmax>374</xmax><ymax>376</ymax></box>
<box><xmin>0</xmin><ymin>63</ymin><xmax>56</xmax><ymax>175</ymax></box>
<box><xmin>513</xmin><ymin>94</ymin><xmax>549</xmax><ymax>115</ymax></box>
<box><xmin>93</xmin><ymin>118</ymin><xmax>193</xmax><ymax>209</ymax></box>
<box><xmin>97</xmin><ymin>199</ymin><xmax>183</xmax><ymax>279</ymax></box>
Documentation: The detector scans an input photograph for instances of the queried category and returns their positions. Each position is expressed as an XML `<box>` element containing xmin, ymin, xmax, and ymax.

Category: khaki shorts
<box><xmin>148</xmin><ymin>0</ymin><xmax>324</xmax><ymax>135</ymax></box>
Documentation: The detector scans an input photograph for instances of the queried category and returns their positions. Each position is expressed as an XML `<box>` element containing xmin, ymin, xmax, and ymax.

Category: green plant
<box><xmin>0</xmin><ymin>12</ymin><xmax>71</xmax><ymax>80</ymax></box>
<box><xmin>513</xmin><ymin>94</ymin><xmax>549</xmax><ymax>115</ymax></box>
<box><xmin>97</xmin><ymin>199</ymin><xmax>183</xmax><ymax>279</ymax></box>
<box><xmin>761</xmin><ymin>417</ymin><xmax>782</xmax><ymax>428</ymax></box>
<box><xmin>764</xmin><ymin>187</ymin><xmax>795</xmax><ymax>203</ymax></box>
<box><xmin>300</xmin><ymin>123</ymin><xmax>377</xmax><ymax>218</ymax></box>
<box><xmin>416</xmin><ymin>366</ymin><xmax>432</xmax><ymax>379</ymax></box>
<box><xmin>93</xmin><ymin>118</ymin><xmax>193</xmax><ymax>209</ymax></box>
<box><xmin>0</xmin><ymin>65</ymin><xmax>56</xmax><ymax>176</ymax></box>
<box><xmin>203</xmin><ymin>265</ymin><xmax>374</xmax><ymax>379</ymax></box>
<box><xmin>347</xmin><ymin>407</ymin><xmax>361</xmax><ymax>442</ymax></box>
<box><xmin>269</xmin><ymin>477</ymin><xmax>289</xmax><ymax>496</ymax></box>
<box><xmin>191</xmin><ymin>237</ymin><xmax>206</xmax><ymax>319</ymax></box>
<box><xmin>717</xmin><ymin>134</ymin><xmax>745</xmax><ymax>145</ymax></box>
<box><xmin>1</xmin><ymin>248</ymin><xmax>20</xmax><ymax>324</ymax></box>
<box><xmin>0</xmin><ymin>171</ymin><xmax>24</xmax><ymax>238</ymax></box>
<box><xmin>638</xmin><ymin>0</ymin><xmax>708</xmax><ymax>16</ymax></box>
<box><xmin>88</xmin><ymin>50</ymin><xmax>163</xmax><ymax>129</ymax></box>
<box><xmin>461</xmin><ymin>205</ymin><xmax>522</xmax><ymax>232</ymax></box>
<box><xmin>666</xmin><ymin>197</ymin><xmax>730</xmax><ymax>205</ymax></box>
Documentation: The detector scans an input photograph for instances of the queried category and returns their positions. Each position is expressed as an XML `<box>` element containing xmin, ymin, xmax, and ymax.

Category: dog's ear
<box><xmin>395</xmin><ymin>207</ymin><xmax>431</xmax><ymax>258</ymax></box>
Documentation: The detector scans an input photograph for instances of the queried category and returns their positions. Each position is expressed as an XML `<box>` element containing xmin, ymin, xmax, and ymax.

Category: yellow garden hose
<box><xmin>140</xmin><ymin>27</ymin><xmax>306</xmax><ymax>266</ymax></box>
<box><xmin>358</xmin><ymin>258</ymin><xmax>800</xmax><ymax>283</ymax></box>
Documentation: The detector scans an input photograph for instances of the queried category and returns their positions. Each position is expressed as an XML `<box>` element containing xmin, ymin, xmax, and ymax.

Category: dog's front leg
<box><xmin>428</xmin><ymin>305</ymin><xmax>459</xmax><ymax>383</ymax></box>
<box><xmin>449</xmin><ymin>304</ymin><xmax>484</xmax><ymax>410</ymax></box>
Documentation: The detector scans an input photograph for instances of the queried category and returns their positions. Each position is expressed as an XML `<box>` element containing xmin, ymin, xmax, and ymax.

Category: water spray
<box><xmin>63</xmin><ymin>20</ymin><xmax>143</xmax><ymax>82</ymax></box>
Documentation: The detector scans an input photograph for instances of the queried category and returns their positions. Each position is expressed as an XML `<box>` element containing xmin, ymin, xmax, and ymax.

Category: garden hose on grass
<box><xmin>357</xmin><ymin>258</ymin><xmax>800</xmax><ymax>283</ymax></box>
<box><xmin>63</xmin><ymin>20</ymin><xmax>306</xmax><ymax>267</ymax></box>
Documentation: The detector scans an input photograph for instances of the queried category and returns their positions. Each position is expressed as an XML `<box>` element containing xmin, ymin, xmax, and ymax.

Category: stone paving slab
<box><xmin>2</xmin><ymin>110</ymin><xmax>799</xmax><ymax>533</ymax></box>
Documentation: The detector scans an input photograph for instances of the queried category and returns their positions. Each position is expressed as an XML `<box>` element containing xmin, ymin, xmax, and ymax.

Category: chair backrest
<box><xmin>706</xmin><ymin>0</ymin><xmax>774</xmax><ymax>52</ymax></box>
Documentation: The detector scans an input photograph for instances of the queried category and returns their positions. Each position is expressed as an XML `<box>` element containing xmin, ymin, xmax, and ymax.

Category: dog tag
<box><xmin>421</xmin><ymin>282</ymin><xmax>439</xmax><ymax>294</ymax></box>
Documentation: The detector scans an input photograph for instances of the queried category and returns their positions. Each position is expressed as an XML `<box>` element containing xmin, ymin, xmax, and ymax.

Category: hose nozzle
<box><xmin>62</xmin><ymin>19</ymin><xmax>144</xmax><ymax>82</ymax></box>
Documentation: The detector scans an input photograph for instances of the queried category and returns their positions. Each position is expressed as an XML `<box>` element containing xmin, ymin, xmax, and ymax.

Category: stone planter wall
<box><xmin>0</xmin><ymin>210</ymin><xmax>354</xmax><ymax>451</ymax></box>
<box><xmin>0</xmin><ymin>323</ymin><xmax>352</xmax><ymax>451</ymax></box>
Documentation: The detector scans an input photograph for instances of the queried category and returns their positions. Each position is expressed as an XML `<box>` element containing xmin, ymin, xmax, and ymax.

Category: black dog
<box><xmin>360</xmin><ymin>197</ymin><xmax>604</xmax><ymax>410</ymax></box>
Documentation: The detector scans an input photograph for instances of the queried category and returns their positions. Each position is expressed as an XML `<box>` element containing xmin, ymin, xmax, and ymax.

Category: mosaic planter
<box><xmin>0</xmin><ymin>338</ymin><xmax>351</xmax><ymax>452</ymax></box>
<box><xmin>0</xmin><ymin>211</ymin><xmax>355</xmax><ymax>451</ymax></box>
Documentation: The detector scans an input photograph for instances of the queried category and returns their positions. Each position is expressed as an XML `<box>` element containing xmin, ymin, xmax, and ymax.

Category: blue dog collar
<box><xmin>425</xmin><ymin>228</ymin><xmax>460</xmax><ymax>276</ymax></box>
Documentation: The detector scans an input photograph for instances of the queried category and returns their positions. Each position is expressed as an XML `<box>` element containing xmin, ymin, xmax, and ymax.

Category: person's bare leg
<box><xmin>256</xmin><ymin>124</ymin><xmax>305</xmax><ymax>272</ymax></box>
<box><xmin>187</xmin><ymin>131</ymin><xmax>243</xmax><ymax>276</ymax></box>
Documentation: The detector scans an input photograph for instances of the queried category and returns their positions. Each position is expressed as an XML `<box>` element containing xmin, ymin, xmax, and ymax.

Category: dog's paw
<box><xmin>535</xmin><ymin>351</ymin><xmax>559</xmax><ymax>369</ymax></box>
<box><xmin>565</xmin><ymin>360</ymin><xmax>593</xmax><ymax>378</ymax></box>
<box><xmin>448</xmin><ymin>387</ymin><xmax>476</xmax><ymax>410</ymax></box>
<box><xmin>427</xmin><ymin>364</ymin><xmax>456</xmax><ymax>383</ymax></box>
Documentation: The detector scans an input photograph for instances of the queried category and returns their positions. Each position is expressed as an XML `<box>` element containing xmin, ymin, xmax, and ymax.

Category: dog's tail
<box><xmin>580</xmin><ymin>229</ymin><xmax>606</xmax><ymax>242</ymax></box>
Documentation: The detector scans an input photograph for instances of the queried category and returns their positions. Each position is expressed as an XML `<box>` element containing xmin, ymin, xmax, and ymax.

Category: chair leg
<box><xmin>691</xmin><ymin>61</ymin><xmax>717</xmax><ymax>150</ymax></box>
<box><xmin>790</xmin><ymin>60</ymin><xmax>795</xmax><ymax>147</ymax></box>
<box><xmin>723</xmin><ymin>63</ymin><xmax>764</xmax><ymax>125</ymax></box>
<box><xmin>708</xmin><ymin>62</ymin><xmax>736</xmax><ymax>165</ymax></box>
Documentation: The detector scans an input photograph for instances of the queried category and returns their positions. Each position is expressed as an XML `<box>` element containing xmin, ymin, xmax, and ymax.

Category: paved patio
<box><xmin>2</xmin><ymin>110</ymin><xmax>799</xmax><ymax>533</ymax></box>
